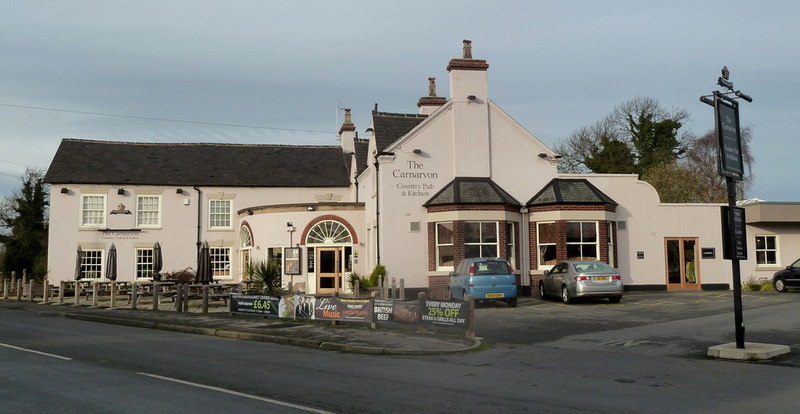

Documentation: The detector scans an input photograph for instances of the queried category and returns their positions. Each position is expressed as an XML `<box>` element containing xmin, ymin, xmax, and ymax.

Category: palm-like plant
<box><xmin>245</xmin><ymin>260</ymin><xmax>282</xmax><ymax>296</ymax></box>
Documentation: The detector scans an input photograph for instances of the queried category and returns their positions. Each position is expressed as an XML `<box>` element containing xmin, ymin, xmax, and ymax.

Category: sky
<box><xmin>1</xmin><ymin>0</ymin><xmax>798</xmax><ymax>202</ymax></box>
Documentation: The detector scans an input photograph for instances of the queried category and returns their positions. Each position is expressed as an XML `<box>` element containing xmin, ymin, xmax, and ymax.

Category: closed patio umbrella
<box><xmin>196</xmin><ymin>241</ymin><xmax>212</xmax><ymax>284</ymax></box>
<box><xmin>105</xmin><ymin>244</ymin><xmax>117</xmax><ymax>281</ymax></box>
<box><xmin>153</xmin><ymin>242</ymin><xmax>163</xmax><ymax>281</ymax></box>
<box><xmin>74</xmin><ymin>246</ymin><xmax>85</xmax><ymax>280</ymax></box>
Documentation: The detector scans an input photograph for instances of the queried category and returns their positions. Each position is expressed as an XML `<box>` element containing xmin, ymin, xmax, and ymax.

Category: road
<box><xmin>2</xmin><ymin>291</ymin><xmax>800</xmax><ymax>413</ymax></box>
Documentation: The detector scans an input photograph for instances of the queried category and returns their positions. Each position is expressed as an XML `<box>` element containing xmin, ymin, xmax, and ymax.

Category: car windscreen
<box><xmin>473</xmin><ymin>261</ymin><xmax>512</xmax><ymax>275</ymax></box>
<box><xmin>573</xmin><ymin>262</ymin><xmax>614</xmax><ymax>273</ymax></box>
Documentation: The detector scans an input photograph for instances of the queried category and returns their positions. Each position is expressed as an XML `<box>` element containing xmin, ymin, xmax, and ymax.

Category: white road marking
<box><xmin>137</xmin><ymin>372</ymin><xmax>336</xmax><ymax>414</ymax></box>
<box><xmin>0</xmin><ymin>342</ymin><xmax>73</xmax><ymax>360</ymax></box>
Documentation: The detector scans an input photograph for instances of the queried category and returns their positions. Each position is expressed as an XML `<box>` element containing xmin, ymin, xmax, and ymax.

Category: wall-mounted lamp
<box><xmin>287</xmin><ymin>222</ymin><xmax>293</xmax><ymax>227</ymax></box>
<box><xmin>538</xmin><ymin>153</ymin><xmax>549</xmax><ymax>159</ymax></box>
<box><xmin>306</xmin><ymin>206</ymin><xmax>315</xmax><ymax>211</ymax></box>
<box><xmin>245</xmin><ymin>209</ymin><xmax>253</xmax><ymax>215</ymax></box>
<box><xmin>176</xmin><ymin>188</ymin><xmax>184</xmax><ymax>194</ymax></box>
<box><xmin>117</xmin><ymin>188</ymin><xmax>125</xmax><ymax>195</ymax></box>
<box><xmin>467</xmin><ymin>95</ymin><xmax>478</xmax><ymax>103</ymax></box>
<box><xmin>413</xmin><ymin>149</ymin><xmax>423</xmax><ymax>155</ymax></box>
<box><xmin>365</xmin><ymin>127</ymin><xmax>374</xmax><ymax>134</ymax></box>
<box><xmin>538</xmin><ymin>153</ymin><xmax>563</xmax><ymax>161</ymax></box>
<box><xmin>60</xmin><ymin>187</ymin><xmax>69</xmax><ymax>194</ymax></box>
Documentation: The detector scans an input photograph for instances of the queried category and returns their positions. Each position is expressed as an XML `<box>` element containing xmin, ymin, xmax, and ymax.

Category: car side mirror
<box><xmin>543</xmin><ymin>270</ymin><xmax>550</xmax><ymax>276</ymax></box>
<box><xmin>448</xmin><ymin>271</ymin><xmax>456</xmax><ymax>277</ymax></box>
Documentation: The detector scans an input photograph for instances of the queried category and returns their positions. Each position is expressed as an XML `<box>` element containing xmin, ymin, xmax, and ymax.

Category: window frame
<box><xmin>505</xmin><ymin>222</ymin><xmax>516</xmax><ymax>268</ymax></box>
<box><xmin>209</xmin><ymin>246</ymin><xmax>232</xmax><ymax>279</ymax></box>
<box><xmin>135</xmin><ymin>247</ymin><xmax>155</xmax><ymax>279</ymax></box>
<box><xmin>136</xmin><ymin>195</ymin><xmax>161</xmax><ymax>228</ymax></box>
<box><xmin>80</xmin><ymin>249</ymin><xmax>104</xmax><ymax>280</ymax></box>
<box><xmin>755</xmin><ymin>235</ymin><xmax>779</xmax><ymax>267</ymax></box>
<box><xmin>208</xmin><ymin>199</ymin><xmax>232</xmax><ymax>229</ymax></box>
<box><xmin>566</xmin><ymin>221</ymin><xmax>599</xmax><ymax>261</ymax></box>
<box><xmin>536</xmin><ymin>221</ymin><xmax>557</xmax><ymax>269</ymax></box>
<box><xmin>435</xmin><ymin>222</ymin><xmax>455</xmax><ymax>271</ymax></box>
<box><xmin>80</xmin><ymin>194</ymin><xmax>106</xmax><ymax>228</ymax></box>
<box><xmin>464</xmin><ymin>221</ymin><xmax>499</xmax><ymax>259</ymax></box>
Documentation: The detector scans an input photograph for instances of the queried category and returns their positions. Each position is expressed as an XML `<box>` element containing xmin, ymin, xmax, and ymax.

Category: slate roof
<box><xmin>424</xmin><ymin>177</ymin><xmax>521</xmax><ymax>207</ymax></box>
<box><xmin>354</xmin><ymin>138</ymin><xmax>370</xmax><ymax>176</ymax></box>
<box><xmin>372</xmin><ymin>111</ymin><xmax>427</xmax><ymax>152</ymax></box>
<box><xmin>526</xmin><ymin>178</ymin><xmax>618</xmax><ymax>207</ymax></box>
<box><xmin>44</xmin><ymin>139</ymin><xmax>353</xmax><ymax>187</ymax></box>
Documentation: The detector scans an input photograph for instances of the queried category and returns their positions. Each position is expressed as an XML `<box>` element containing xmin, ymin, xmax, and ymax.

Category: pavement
<box><xmin>0</xmin><ymin>298</ymin><xmax>480</xmax><ymax>355</ymax></box>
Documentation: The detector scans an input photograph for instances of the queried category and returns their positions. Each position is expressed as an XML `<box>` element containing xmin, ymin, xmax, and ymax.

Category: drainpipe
<box><xmin>519</xmin><ymin>207</ymin><xmax>531</xmax><ymax>295</ymax></box>
<box><xmin>373</xmin><ymin>151</ymin><xmax>395</xmax><ymax>264</ymax></box>
<box><xmin>193</xmin><ymin>186</ymin><xmax>202</xmax><ymax>270</ymax></box>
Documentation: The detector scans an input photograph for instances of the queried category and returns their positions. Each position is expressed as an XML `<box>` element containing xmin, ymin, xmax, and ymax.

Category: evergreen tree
<box><xmin>0</xmin><ymin>169</ymin><xmax>49</xmax><ymax>280</ymax></box>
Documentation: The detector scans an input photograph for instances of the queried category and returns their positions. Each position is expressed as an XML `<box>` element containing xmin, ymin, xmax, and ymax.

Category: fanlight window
<box><xmin>307</xmin><ymin>220</ymin><xmax>352</xmax><ymax>244</ymax></box>
<box><xmin>240</xmin><ymin>226</ymin><xmax>252</xmax><ymax>248</ymax></box>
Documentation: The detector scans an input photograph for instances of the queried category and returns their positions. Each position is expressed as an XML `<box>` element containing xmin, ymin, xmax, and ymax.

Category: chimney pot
<box><xmin>462</xmin><ymin>39</ymin><xmax>472</xmax><ymax>59</ymax></box>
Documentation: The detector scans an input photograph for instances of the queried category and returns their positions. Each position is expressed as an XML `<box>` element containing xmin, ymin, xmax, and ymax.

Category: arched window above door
<box><xmin>240</xmin><ymin>225</ymin><xmax>252</xmax><ymax>248</ymax></box>
<box><xmin>306</xmin><ymin>220</ymin><xmax>352</xmax><ymax>245</ymax></box>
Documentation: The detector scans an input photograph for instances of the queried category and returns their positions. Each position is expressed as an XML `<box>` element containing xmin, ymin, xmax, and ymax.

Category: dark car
<box><xmin>773</xmin><ymin>258</ymin><xmax>800</xmax><ymax>292</ymax></box>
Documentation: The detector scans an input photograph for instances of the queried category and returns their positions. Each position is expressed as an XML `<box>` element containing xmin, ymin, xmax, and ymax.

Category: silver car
<box><xmin>539</xmin><ymin>260</ymin><xmax>623</xmax><ymax>304</ymax></box>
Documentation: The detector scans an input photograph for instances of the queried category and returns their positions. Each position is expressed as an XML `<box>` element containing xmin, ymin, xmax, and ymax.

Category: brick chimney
<box><xmin>417</xmin><ymin>77</ymin><xmax>446</xmax><ymax>115</ymax></box>
<box><xmin>338</xmin><ymin>108</ymin><xmax>356</xmax><ymax>153</ymax></box>
<box><xmin>447</xmin><ymin>39</ymin><xmax>489</xmax><ymax>102</ymax></box>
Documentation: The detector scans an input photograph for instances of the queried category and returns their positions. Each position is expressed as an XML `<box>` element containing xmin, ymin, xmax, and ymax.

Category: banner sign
<box><xmin>420</xmin><ymin>299</ymin><xmax>469</xmax><ymax>326</ymax></box>
<box><xmin>230</xmin><ymin>294</ymin><xmax>280</xmax><ymax>316</ymax></box>
<box><xmin>231</xmin><ymin>294</ymin><xmax>469</xmax><ymax>329</ymax></box>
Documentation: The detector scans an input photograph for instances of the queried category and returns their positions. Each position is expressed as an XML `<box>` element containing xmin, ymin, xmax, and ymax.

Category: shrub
<box><xmin>246</xmin><ymin>260</ymin><xmax>282</xmax><ymax>296</ymax></box>
<box><xmin>347</xmin><ymin>271</ymin><xmax>370</xmax><ymax>289</ymax></box>
<box><xmin>162</xmin><ymin>268</ymin><xmax>195</xmax><ymax>284</ymax></box>
<box><xmin>369</xmin><ymin>264</ymin><xmax>387</xmax><ymax>287</ymax></box>
<box><xmin>760</xmin><ymin>280</ymin><xmax>776</xmax><ymax>292</ymax></box>
<box><xmin>742</xmin><ymin>277</ymin><xmax>762</xmax><ymax>292</ymax></box>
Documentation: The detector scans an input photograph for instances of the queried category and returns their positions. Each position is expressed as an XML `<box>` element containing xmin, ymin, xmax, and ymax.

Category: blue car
<box><xmin>448</xmin><ymin>258</ymin><xmax>518</xmax><ymax>307</ymax></box>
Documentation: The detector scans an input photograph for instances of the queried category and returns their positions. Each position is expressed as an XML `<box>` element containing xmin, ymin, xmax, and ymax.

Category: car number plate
<box><xmin>594</xmin><ymin>276</ymin><xmax>610</xmax><ymax>281</ymax></box>
<box><xmin>485</xmin><ymin>293</ymin><xmax>504</xmax><ymax>298</ymax></box>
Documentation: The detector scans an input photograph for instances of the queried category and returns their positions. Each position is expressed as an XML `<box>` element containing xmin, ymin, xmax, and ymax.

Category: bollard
<box><xmin>22</xmin><ymin>269</ymin><xmax>27</xmax><ymax>286</ymax></box>
<box><xmin>202</xmin><ymin>285</ymin><xmax>209</xmax><ymax>313</ymax></box>
<box><xmin>29</xmin><ymin>280</ymin><xmax>35</xmax><ymax>302</ymax></box>
<box><xmin>58</xmin><ymin>281</ymin><xmax>65</xmax><ymax>304</ymax></box>
<box><xmin>153</xmin><ymin>282</ymin><xmax>160</xmax><ymax>311</ymax></box>
<box><xmin>73</xmin><ymin>281</ymin><xmax>80</xmax><ymax>306</ymax></box>
<box><xmin>399</xmin><ymin>278</ymin><xmax>405</xmax><ymax>300</ymax></box>
<box><xmin>465</xmin><ymin>294</ymin><xmax>476</xmax><ymax>339</ymax></box>
<box><xmin>370</xmin><ymin>290</ymin><xmax>378</xmax><ymax>329</ymax></box>
<box><xmin>182</xmin><ymin>284</ymin><xmax>189</xmax><ymax>312</ymax></box>
<box><xmin>391</xmin><ymin>278</ymin><xmax>397</xmax><ymax>299</ymax></box>
<box><xmin>175</xmin><ymin>284</ymin><xmax>183</xmax><ymax>312</ymax></box>
<box><xmin>16</xmin><ymin>279</ymin><xmax>22</xmax><ymax>301</ymax></box>
<box><xmin>354</xmin><ymin>279</ymin><xmax>360</xmax><ymax>297</ymax></box>
<box><xmin>2</xmin><ymin>277</ymin><xmax>7</xmax><ymax>300</ymax></box>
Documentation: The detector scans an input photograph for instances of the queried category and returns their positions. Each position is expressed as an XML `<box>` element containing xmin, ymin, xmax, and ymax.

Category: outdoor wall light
<box><xmin>245</xmin><ymin>209</ymin><xmax>253</xmax><ymax>215</ymax></box>
<box><xmin>117</xmin><ymin>188</ymin><xmax>125</xmax><ymax>195</ymax></box>
<box><xmin>467</xmin><ymin>95</ymin><xmax>478</xmax><ymax>103</ymax></box>
<box><xmin>307</xmin><ymin>206</ymin><xmax>315</xmax><ymax>211</ymax></box>
<box><xmin>287</xmin><ymin>222</ymin><xmax>293</xmax><ymax>227</ymax></box>
<box><xmin>538</xmin><ymin>153</ymin><xmax>549</xmax><ymax>159</ymax></box>
<box><xmin>413</xmin><ymin>149</ymin><xmax>423</xmax><ymax>155</ymax></box>
<box><xmin>60</xmin><ymin>187</ymin><xmax>69</xmax><ymax>194</ymax></box>
<box><xmin>176</xmin><ymin>188</ymin><xmax>184</xmax><ymax>194</ymax></box>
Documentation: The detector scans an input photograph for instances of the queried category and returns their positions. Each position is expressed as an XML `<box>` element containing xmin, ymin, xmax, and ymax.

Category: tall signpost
<box><xmin>701</xmin><ymin>67</ymin><xmax>752</xmax><ymax>349</ymax></box>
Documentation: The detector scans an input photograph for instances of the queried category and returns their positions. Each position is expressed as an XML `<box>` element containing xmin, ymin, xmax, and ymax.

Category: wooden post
<box><xmin>354</xmin><ymin>279</ymin><xmax>360</xmax><ymax>297</ymax></box>
<box><xmin>202</xmin><ymin>285</ymin><xmax>209</xmax><ymax>313</ymax></box>
<box><xmin>91</xmin><ymin>281</ymin><xmax>99</xmax><ymax>307</ymax></box>
<box><xmin>131</xmin><ymin>282</ymin><xmax>139</xmax><ymax>310</ymax></box>
<box><xmin>110</xmin><ymin>282</ymin><xmax>117</xmax><ymax>309</ymax></box>
<box><xmin>73</xmin><ymin>281</ymin><xmax>80</xmax><ymax>306</ymax></box>
<box><xmin>466</xmin><ymin>294</ymin><xmax>476</xmax><ymax>339</ymax></box>
<box><xmin>2</xmin><ymin>277</ymin><xmax>7</xmax><ymax>299</ymax></box>
<box><xmin>175</xmin><ymin>284</ymin><xmax>183</xmax><ymax>312</ymax></box>
<box><xmin>417</xmin><ymin>292</ymin><xmax>428</xmax><ymax>333</ymax></box>
<box><xmin>58</xmin><ymin>281</ymin><xmax>65</xmax><ymax>304</ymax></box>
<box><xmin>42</xmin><ymin>278</ymin><xmax>50</xmax><ymax>304</ymax></box>
<box><xmin>16</xmin><ymin>279</ymin><xmax>23</xmax><ymax>301</ymax></box>
<box><xmin>29</xmin><ymin>280</ymin><xmax>35</xmax><ymax>302</ymax></box>
<box><xmin>370</xmin><ymin>291</ymin><xmax>378</xmax><ymax>329</ymax></box>
<box><xmin>152</xmin><ymin>282</ymin><xmax>160</xmax><ymax>311</ymax></box>
<box><xmin>399</xmin><ymin>279</ymin><xmax>405</xmax><ymax>300</ymax></box>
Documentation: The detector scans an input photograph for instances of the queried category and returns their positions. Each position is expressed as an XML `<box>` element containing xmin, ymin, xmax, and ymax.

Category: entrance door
<box><xmin>317</xmin><ymin>247</ymin><xmax>342</xmax><ymax>294</ymax></box>
<box><xmin>665</xmin><ymin>238</ymin><xmax>699</xmax><ymax>289</ymax></box>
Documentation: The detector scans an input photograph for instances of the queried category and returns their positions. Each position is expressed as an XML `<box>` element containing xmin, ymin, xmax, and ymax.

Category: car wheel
<box><xmin>608</xmin><ymin>296</ymin><xmax>622</xmax><ymax>304</ymax></box>
<box><xmin>774</xmin><ymin>278</ymin><xmax>787</xmax><ymax>293</ymax></box>
<box><xmin>539</xmin><ymin>282</ymin><xmax>547</xmax><ymax>300</ymax></box>
<box><xmin>561</xmin><ymin>285</ymin><xmax>572</xmax><ymax>304</ymax></box>
<box><xmin>508</xmin><ymin>297</ymin><xmax>518</xmax><ymax>308</ymax></box>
